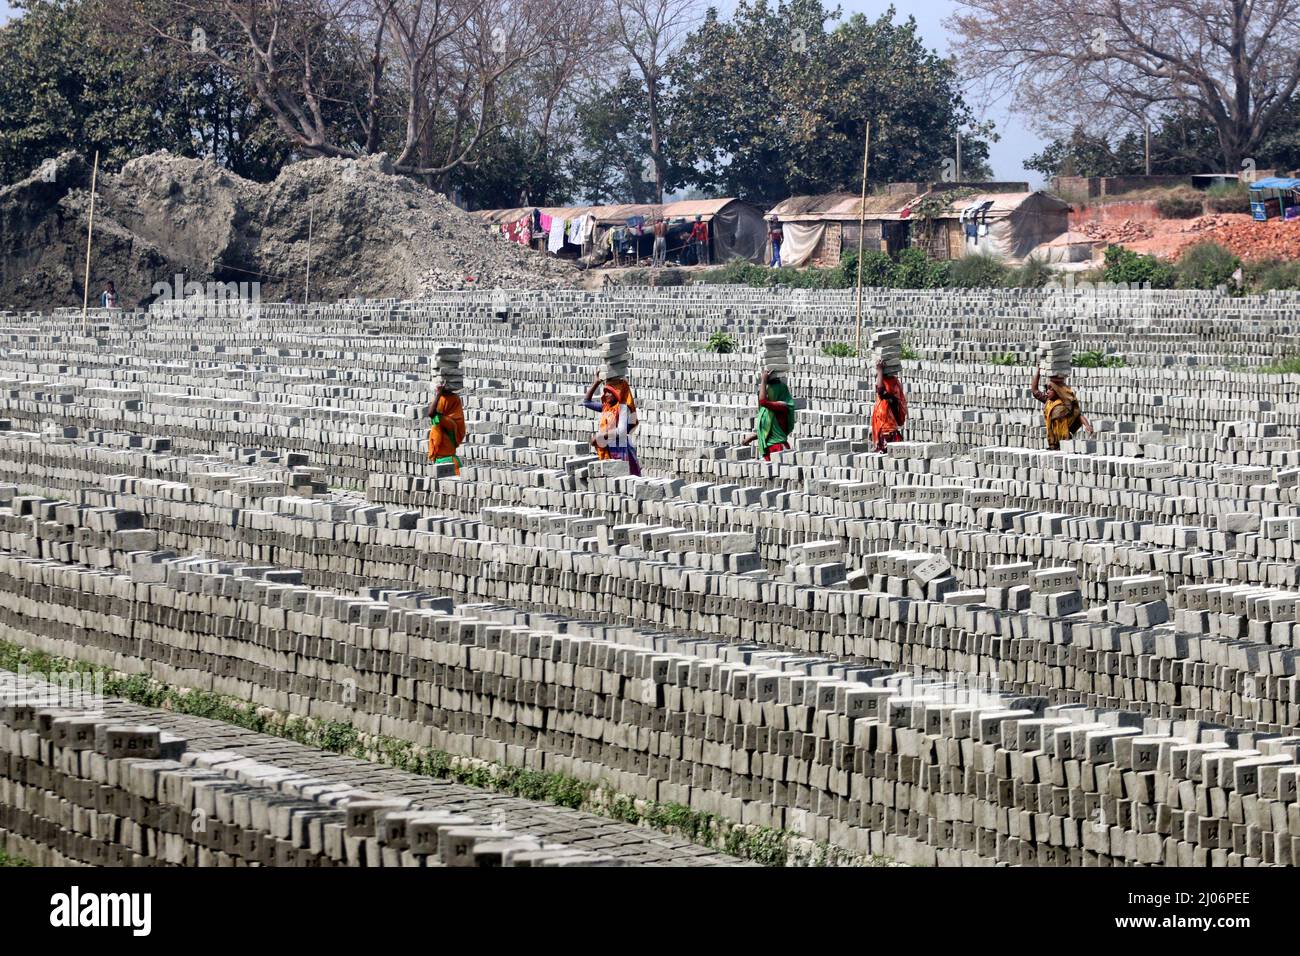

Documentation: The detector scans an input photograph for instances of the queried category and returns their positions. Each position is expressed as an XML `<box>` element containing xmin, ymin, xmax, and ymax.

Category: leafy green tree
<box><xmin>452</xmin><ymin>129</ymin><xmax>572</xmax><ymax>210</ymax></box>
<box><xmin>0</xmin><ymin>0</ymin><xmax>295</xmax><ymax>185</ymax></box>
<box><xmin>665</xmin><ymin>1</ymin><xmax>992</xmax><ymax>201</ymax></box>
<box><xmin>569</xmin><ymin>72</ymin><xmax>662</xmax><ymax>204</ymax></box>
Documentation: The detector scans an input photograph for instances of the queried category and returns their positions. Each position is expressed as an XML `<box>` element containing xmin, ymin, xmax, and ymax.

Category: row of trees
<box><xmin>951</xmin><ymin>0</ymin><xmax>1300</xmax><ymax>177</ymax></box>
<box><xmin>0</xmin><ymin>0</ymin><xmax>990</xmax><ymax>207</ymax></box>
<box><xmin>1027</xmin><ymin>103</ymin><xmax>1300</xmax><ymax>180</ymax></box>
<box><xmin>11</xmin><ymin>1</ymin><xmax>1298</xmax><ymax>204</ymax></box>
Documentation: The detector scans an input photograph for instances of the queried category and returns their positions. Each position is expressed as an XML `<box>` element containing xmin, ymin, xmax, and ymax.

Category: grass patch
<box><xmin>0</xmin><ymin>849</ymin><xmax>32</xmax><ymax>867</ymax></box>
<box><xmin>0</xmin><ymin>638</ymin><xmax>894</xmax><ymax>867</ymax></box>
<box><xmin>1255</xmin><ymin>356</ymin><xmax>1300</xmax><ymax>374</ymax></box>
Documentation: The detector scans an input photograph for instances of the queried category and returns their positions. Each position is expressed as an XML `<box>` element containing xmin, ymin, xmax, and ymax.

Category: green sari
<box><xmin>756</xmin><ymin>379</ymin><xmax>796</xmax><ymax>451</ymax></box>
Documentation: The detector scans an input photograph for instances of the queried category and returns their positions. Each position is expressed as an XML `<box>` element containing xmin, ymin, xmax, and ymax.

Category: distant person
<box><xmin>872</xmin><ymin>358</ymin><xmax>907</xmax><ymax>452</ymax></box>
<box><xmin>743</xmin><ymin>369</ymin><xmax>796</xmax><ymax>461</ymax></box>
<box><xmin>652</xmin><ymin>218</ymin><xmax>668</xmax><ymax>268</ymax></box>
<box><xmin>688</xmin><ymin>215</ymin><xmax>709</xmax><ymax>266</ymax></box>
<box><xmin>767</xmin><ymin>217</ymin><xmax>783</xmax><ymax>268</ymax></box>
<box><xmin>426</xmin><ymin>382</ymin><xmax>466</xmax><ymax>475</ymax></box>
<box><xmin>1031</xmin><ymin>367</ymin><xmax>1094</xmax><ymax>450</ymax></box>
<box><xmin>583</xmin><ymin>371</ymin><xmax>640</xmax><ymax>475</ymax></box>
<box><xmin>100</xmin><ymin>281</ymin><xmax>119</xmax><ymax>309</ymax></box>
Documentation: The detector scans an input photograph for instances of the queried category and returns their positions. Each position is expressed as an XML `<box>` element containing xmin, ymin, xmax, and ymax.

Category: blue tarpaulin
<box><xmin>1249</xmin><ymin>177</ymin><xmax>1300</xmax><ymax>191</ymax></box>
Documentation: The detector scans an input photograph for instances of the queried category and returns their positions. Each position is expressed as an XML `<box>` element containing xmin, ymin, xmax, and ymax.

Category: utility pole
<box><xmin>854</xmin><ymin>121</ymin><xmax>872</xmax><ymax>358</ymax></box>
<box><xmin>956</xmin><ymin>132</ymin><xmax>963</xmax><ymax>183</ymax></box>
<box><xmin>81</xmin><ymin>150</ymin><xmax>100</xmax><ymax>332</ymax></box>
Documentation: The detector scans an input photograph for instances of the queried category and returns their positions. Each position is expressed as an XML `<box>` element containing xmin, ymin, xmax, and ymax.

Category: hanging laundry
<box><xmin>539</xmin><ymin>213</ymin><xmax>553</xmax><ymax>232</ymax></box>
<box><xmin>503</xmin><ymin>214</ymin><xmax>533</xmax><ymax>247</ymax></box>
<box><xmin>548</xmin><ymin>217</ymin><xmax>566</xmax><ymax>253</ymax></box>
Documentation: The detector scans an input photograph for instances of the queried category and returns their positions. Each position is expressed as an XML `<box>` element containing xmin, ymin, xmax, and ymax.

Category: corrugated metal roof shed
<box><xmin>474</xmin><ymin>197</ymin><xmax>747</xmax><ymax>226</ymax></box>
<box><xmin>766</xmin><ymin>192</ymin><xmax>917</xmax><ymax>221</ymax></box>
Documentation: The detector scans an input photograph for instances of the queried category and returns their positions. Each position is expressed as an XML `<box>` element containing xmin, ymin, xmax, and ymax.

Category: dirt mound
<box><xmin>1088</xmin><ymin>213</ymin><xmax>1257</xmax><ymax>260</ymax></box>
<box><xmin>0</xmin><ymin>151</ymin><xmax>574</xmax><ymax>310</ymax></box>
<box><xmin>1172</xmin><ymin>216</ymin><xmax>1300</xmax><ymax>262</ymax></box>
<box><xmin>1079</xmin><ymin>218</ymin><xmax>1155</xmax><ymax>245</ymax></box>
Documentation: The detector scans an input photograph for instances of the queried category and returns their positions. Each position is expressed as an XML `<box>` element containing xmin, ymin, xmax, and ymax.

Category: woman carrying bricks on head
<box><xmin>1030</xmin><ymin>367</ymin><xmax>1094</xmax><ymax>450</ymax></box>
<box><xmin>603</xmin><ymin>375</ymin><xmax>640</xmax><ymax>440</ymax></box>
<box><xmin>871</xmin><ymin>358</ymin><xmax>908</xmax><ymax>453</ymax></box>
<box><xmin>583</xmin><ymin>371</ymin><xmax>641</xmax><ymax>475</ymax></box>
<box><xmin>743</xmin><ymin>369</ymin><xmax>796</xmax><ymax>461</ymax></box>
<box><xmin>426</xmin><ymin>383</ymin><xmax>466</xmax><ymax>475</ymax></box>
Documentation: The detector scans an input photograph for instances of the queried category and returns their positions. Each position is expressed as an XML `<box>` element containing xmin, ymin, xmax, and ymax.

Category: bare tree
<box><xmin>118</xmin><ymin>0</ymin><xmax>607</xmax><ymax>184</ymax></box>
<box><xmin>609</xmin><ymin>0</ymin><xmax>701</xmax><ymax>203</ymax></box>
<box><xmin>948</xmin><ymin>0</ymin><xmax>1300</xmax><ymax>171</ymax></box>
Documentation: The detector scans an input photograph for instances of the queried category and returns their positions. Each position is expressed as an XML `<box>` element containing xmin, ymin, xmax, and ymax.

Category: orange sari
<box><xmin>871</xmin><ymin>375</ymin><xmax>907</xmax><ymax>451</ymax></box>
<box><xmin>605</xmin><ymin>377</ymin><xmax>638</xmax><ymax>428</ymax></box>
<box><xmin>428</xmin><ymin>392</ymin><xmax>466</xmax><ymax>472</ymax></box>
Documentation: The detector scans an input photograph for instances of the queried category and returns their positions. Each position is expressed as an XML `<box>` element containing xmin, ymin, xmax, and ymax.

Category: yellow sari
<box><xmin>1044</xmin><ymin>384</ymin><xmax>1082</xmax><ymax>450</ymax></box>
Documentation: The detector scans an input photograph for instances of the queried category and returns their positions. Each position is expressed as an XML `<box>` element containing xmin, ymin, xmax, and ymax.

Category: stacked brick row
<box><xmin>0</xmin><ymin>673</ymin><xmax>625</xmax><ymax>867</ymax></box>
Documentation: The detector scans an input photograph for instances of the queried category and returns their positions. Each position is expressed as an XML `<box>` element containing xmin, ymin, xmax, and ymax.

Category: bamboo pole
<box><xmin>81</xmin><ymin>150</ymin><xmax>100</xmax><ymax>332</ymax></box>
<box><xmin>853</xmin><ymin>122</ymin><xmax>871</xmax><ymax>358</ymax></box>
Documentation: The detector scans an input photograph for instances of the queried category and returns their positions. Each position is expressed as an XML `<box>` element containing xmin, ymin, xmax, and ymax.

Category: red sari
<box><xmin>871</xmin><ymin>376</ymin><xmax>907</xmax><ymax>452</ymax></box>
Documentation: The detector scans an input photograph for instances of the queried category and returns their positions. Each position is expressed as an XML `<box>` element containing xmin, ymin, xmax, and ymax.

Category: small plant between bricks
<box><xmin>900</xmin><ymin>343</ymin><xmax>920</xmax><ymax>360</ymax></box>
<box><xmin>821</xmin><ymin>341</ymin><xmax>856</xmax><ymax>358</ymax></box>
<box><xmin>990</xmin><ymin>352</ymin><xmax>1020</xmax><ymax>366</ymax></box>
<box><xmin>706</xmin><ymin>329</ymin><xmax>737</xmax><ymax>353</ymax></box>
<box><xmin>1072</xmin><ymin>349</ymin><xmax>1127</xmax><ymax>369</ymax></box>
<box><xmin>0</xmin><ymin>639</ymin><xmax>897</xmax><ymax>868</ymax></box>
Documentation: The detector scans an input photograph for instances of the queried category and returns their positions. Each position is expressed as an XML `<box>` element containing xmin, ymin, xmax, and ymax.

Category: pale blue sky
<box><xmin>0</xmin><ymin>0</ymin><xmax>1044</xmax><ymax>184</ymax></box>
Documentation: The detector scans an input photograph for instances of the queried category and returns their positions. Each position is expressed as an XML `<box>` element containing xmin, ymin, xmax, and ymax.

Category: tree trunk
<box><xmin>646</xmin><ymin>72</ymin><xmax>664</xmax><ymax>204</ymax></box>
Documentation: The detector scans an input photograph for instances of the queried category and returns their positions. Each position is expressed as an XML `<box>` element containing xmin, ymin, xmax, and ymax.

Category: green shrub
<box><xmin>1246</xmin><ymin>259</ymin><xmax>1300</xmax><ymax>291</ymax></box>
<box><xmin>900</xmin><ymin>343</ymin><xmax>921</xmax><ymax>361</ymax></box>
<box><xmin>1155</xmin><ymin>188</ymin><xmax>1204</xmax><ymax>219</ymax></box>
<box><xmin>892</xmin><ymin>247</ymin><xmax>948</xmax><ymax>289</ymax></box>
<box><xmin>706</xmin><ymin>330</ymin><xmax>737</xmax><ymax>353</ymax></box>
<box><xmin>1006</xmin><ymin>257</ymin><xmax>1055</xmax><ymax>289</ymax></box>
<box><xmin>1072</xmin><ymin>349</ymin><xmax>1127</xmax><ymax>368</ymax></box>
<box><xmin>822</xmin><ymin>342</ymin><xmax>856</xmax><ymax>358</ymax></box>
<box><xmin>990</xmin><ymin>352</ymin><xmax>1021</xmax><ymax>366</ymax></box>
<box><xmin>1175</xmin><ymin>241</ymin><xmax>1240</xmax><ymax>290</ymax></box>
<box><xmin>1205</xmin><ymin>183</ymin><xmax>1251</xmax><ymax>214</ymax></box>
<box><xmin>1102</xmin><ymin>245</ymin><xmax>1177</xmax><ymax>288</ymax></box>
<box><xmin>840</xmin><ymin>249</ymin><xmax>897</xmax><ymax>287</ymax></box>
<box><xmin>948</xmin><ymin>252</ymin><xmax>1010</xmax><ymax>288</ymax></box>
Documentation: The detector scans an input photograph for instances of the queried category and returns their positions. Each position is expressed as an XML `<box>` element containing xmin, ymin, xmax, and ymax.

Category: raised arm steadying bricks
<box><xmin>426</xmin><ymin>382</ymin><xmax>466</xmax><ymax>474</ymax></box>
<box><xmin>743</xmin><ymin>368</ymin><xmax>796</xmax><ymax>460</ymax></box>
<box><xmin>1031</xmin><ymin>366</ymin><xmax>1094</xmax><ymax>450</ymax></box>
<box><xmin>872</xmin><ymin>358</ymin><xmax>908</xmax><ymax>453</ymax></box>
<box><xmin>584</xmin><ymin>370</ymin><xmax>641</xmax><ymax>475</ymax></box>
